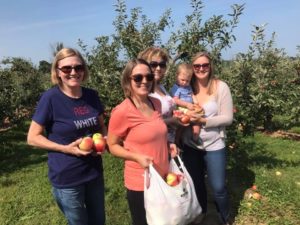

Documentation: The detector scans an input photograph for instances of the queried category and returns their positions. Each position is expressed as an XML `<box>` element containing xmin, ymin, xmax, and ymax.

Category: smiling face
<box><xmin>57</xmin><ymin>56</ymin><xmax>84</xmax><ymax>89</ymax></box>
<box><xmin>130</xmin><ymin>64</ymin><xmax>154</xmax><ymax>98</ymax></box>
<box><xmin>192</xmin><ymin>55</ymin><xmax>211</xmax><ymax>83</ymax></box>
<box><xmin>149</xmin><ymin>55</ymin><xmax>167</xmax><ymax>83</ymax></box>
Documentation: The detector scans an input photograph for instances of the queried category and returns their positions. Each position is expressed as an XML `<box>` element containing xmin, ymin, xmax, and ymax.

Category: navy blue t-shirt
<box><xmin>32</xmin><ymin>86</ymin><xmax>104</xmax><ymax>188</ymax></box>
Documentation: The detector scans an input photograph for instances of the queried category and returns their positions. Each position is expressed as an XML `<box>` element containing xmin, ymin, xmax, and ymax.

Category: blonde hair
<box><xmin>121</xmin><ymin>59</ymin><xmax>155</xmax><ymax>97</ymax></box>
<box><xmin>176</xmin><ymin>63</ymin><xmax>193</xmax><ymax>80</ymax></box>
<box><xmin>51</xmin><ymin>48</ymin><xmax>88</xmax><ymax>85</ymax></box>
<box><xmin>138</xmin><ymin>47</ymin><xmax>170</xmax><ymax>64</ymax></box>
<box><xmin>191</xmin><ymin>51</ymin><xmax>216</xmax><ymax>95</ymax></box>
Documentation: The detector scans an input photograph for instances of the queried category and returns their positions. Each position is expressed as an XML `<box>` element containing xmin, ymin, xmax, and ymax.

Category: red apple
<box><xmin>93</xmin><ymin>138</ymin><xmax>106</xmax><ymax>153</ymax></box>
<box><xmin>173</xmin><ymin>110</ymin><xmax>183</xmax><ymax>117</ymax></box>
<box><xmin>251</xmin><ymin>185</ymin><xmax>257</xmax><ymax>191</ymax></box>
<box><xmin>180</xmin><ymin>115</ymin><xmax>190</xmax><ymax>124</ymax></box>
<box><xmin>166</xmin><ymin>172</ymin><xmax>179</xmax><ymax>186</ymax></box>
<box><xmin>92</xmin><ymin>133</ymin><xmax>103</xmax><ymax>141</ymax></box>
<box><xmin>79</xmin><ymin>137</ymin><xmax>93</xmax><ymax>151</ymax></box>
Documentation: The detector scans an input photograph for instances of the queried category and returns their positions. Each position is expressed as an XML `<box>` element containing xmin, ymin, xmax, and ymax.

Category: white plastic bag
<box><xmin>144</xmin><ymin>156</ymin><xmax>202</xmax><ymax>225</ymax></box>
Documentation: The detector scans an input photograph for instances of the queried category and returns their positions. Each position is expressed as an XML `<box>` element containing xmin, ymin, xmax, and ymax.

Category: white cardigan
<box><xmin>182</xmin><ymin>80</ymin><xmax>233</xmax><ymax>150</ymax></box>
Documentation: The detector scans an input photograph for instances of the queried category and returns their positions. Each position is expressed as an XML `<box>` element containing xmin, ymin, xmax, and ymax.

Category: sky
<box><xmin>1</xmin><ymin>0</ymin><xmax>299</xmax><ymax>65</ymax></box>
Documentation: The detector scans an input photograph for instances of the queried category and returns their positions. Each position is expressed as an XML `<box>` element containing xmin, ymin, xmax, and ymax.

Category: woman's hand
<box><xmin>169</xmin><ymin>143</ymin><xmax>178</xmax><ymax>158</ymax></box>
<box><xmin>135</xmin><ymin>154</ymin><xmax>153</xmax><ymax>168</ymax></box>
<box><xmin>65</xmin><ymin>138</ymin><xmax>93</xmax><ymax>156</ymax></box>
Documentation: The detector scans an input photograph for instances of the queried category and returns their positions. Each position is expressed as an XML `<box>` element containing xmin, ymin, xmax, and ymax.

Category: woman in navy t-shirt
<box><xmin>27</xmin><ymin>48</ymin><xmax>107</xmax><ymax>225</ymax></box>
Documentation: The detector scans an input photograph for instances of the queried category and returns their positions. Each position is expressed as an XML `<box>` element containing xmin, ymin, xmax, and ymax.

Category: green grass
<box><xmin>228</xmin><ymin>133</ymin><xmax>300</xmax><ymax>225</ymax></box>
<box><xmin>289</xmin><ymin>126</ymin><xmax>300</xmax><ymax>134</ymax></box>
<box><xmin>1</xmin><ymin>121</ymin><xmax>299</xmax><ymax>225</ymax></box>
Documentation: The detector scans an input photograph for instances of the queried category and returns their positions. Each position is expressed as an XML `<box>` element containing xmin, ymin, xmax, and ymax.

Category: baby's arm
<box><xmin>173</xmin><ymin>97</ymin><xmax>194</xmax><ymax>110</ymax></box>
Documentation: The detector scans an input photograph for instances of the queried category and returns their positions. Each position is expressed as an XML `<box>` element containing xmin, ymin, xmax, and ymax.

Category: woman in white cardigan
<box><xmin>181</xmin><ymin>51</ymin><xmax>233</xmax><ymax>225</ymax></box>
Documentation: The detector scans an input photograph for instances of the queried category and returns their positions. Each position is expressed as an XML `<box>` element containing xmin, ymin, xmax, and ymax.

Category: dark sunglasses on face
<box><xmin>193</xmin><ymin>63</ymin><xmax>210</xmax><ymax>70</ymax></box>
<box><xmin>58</xmin><ymin>65</ymin><xmax>85</xmax><ymax>74</ymax></box>
<box><xmin>149</xmin><ymin>61</ymin><xmax>167</xmax><ymax>69</ymax></box>
<box><xmin>131</xmin><ymin>73</ymin><xmax>154</xmax><ymax>83</ymax></box>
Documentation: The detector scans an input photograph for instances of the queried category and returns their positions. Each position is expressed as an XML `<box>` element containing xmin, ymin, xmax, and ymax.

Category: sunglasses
<box><xmin>193</xmin><ymin>63</ymin><xmax>210</xmax><ymax>70</ymax></box>
<box><xmin>131</xmin><ymin>73</ymin><xmax>154</xmax><ymax>83</ymax></box>
<box><xmin>149</xmin><ymin>61</ymin><xmax>167</xmax><ymax>69</ymax></box>
<box><xmin>58</xmin><ymin>65</ymin><xmax>85</xmax><ymax>74</ymax></box>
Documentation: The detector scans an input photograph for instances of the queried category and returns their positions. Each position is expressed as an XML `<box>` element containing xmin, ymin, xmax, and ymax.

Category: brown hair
<box><xmin>121</xmin><ymin>58</ymin><xmax>155</xmax><ymax>97</ymax></box>
<box><xmin>51</xmin><ymin>48</ymin><xmax>88</xmax><ymax>85</ymax></box>
<box><xmin>191</xmin><ymin>51</ymin><xmax>216</xmax><ymax>95</ymax></box>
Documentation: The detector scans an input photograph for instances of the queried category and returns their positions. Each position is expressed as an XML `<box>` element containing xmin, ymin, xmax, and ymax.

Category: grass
<box><xmin>0</xmin><ymin>121</ymin><xmax>299</xmax><ymax>225</ymax></box>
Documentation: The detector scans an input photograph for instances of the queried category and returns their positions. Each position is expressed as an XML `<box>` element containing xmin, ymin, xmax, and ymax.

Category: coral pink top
<box><xmin>108</xmin><ymin>97</ymin><xmax>169</xmax><ymax>191</ymax></box>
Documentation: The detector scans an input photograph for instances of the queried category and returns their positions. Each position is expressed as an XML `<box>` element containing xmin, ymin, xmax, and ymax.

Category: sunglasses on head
<box><xmin>58</xmin><ymin>65</ymin><xmax>84</xmax><ymax>74</ymax></box>
<box><xmin>193</xmin><ymin>63</ymin><xmax>210</xmax><ymax>70</ymax></box>
<box><xmin>131</xmin><ymin>73</ymin><xmax>154</xmax><ymax>83</ymax></box>
<box><xmin>149</xmin><ymin>61</ymin><xmax>167</xmax><ymax>69</ymax></box>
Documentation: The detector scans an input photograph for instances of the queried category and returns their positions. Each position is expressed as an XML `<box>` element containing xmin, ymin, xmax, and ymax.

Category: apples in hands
<box><xmin>92</xmin><ymin>133</ymin><xmax>106</xmax><ymax>153</ymax></box>
<box><xmin>166</xmin><ymin>172</ymin><xmax>180</xmax><ymax>186</ymax></box>
<box><xmin>79</xmin><ymin>137</ymin><xmax>94</xmax><ymax>151</ymax></box>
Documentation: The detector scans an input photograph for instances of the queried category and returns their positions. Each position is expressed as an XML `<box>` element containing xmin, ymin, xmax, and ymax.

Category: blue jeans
<box><xmin>181</xmin><ymin>146</ymin><xmax>229</xmax><ymax>223</ymax></box>
<box><xmin>52</xmin><ymin>176</ymin><xmax>105</xmax><ymax>225</ymax></box>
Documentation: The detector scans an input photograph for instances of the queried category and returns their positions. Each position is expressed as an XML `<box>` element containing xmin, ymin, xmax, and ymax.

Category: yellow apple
<box><xmin>252</xmin><ymin>192</ymin><xmax>261</xmax><ymax>200</ymax></box>
<box><xmin>79</xmin><ymin>137</ymin><xmax>93</xmax><ymax>151</ymax></box>
<box><xmin>275</xmin><ymin>171</ymin><xmax>282</xmax><ymax>176</ymax></box>
<box><xmin>166</xmin><ymin>172</ymin><xmax>179</xmax><ymax>186</ymax></box>
<box><xmin>92</xmin><ymin>133</ymin><xmax>103</xmax><ymax>141</ymax></box>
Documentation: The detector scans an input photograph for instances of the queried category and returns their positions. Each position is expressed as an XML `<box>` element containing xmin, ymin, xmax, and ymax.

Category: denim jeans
<box><xmin>52</xmin><ymin>176</ymin><xmax>105</xmax><ymax>225</ymax></box>
<box><xmin>181</xmin><ymin>146</ymin><xmax>229</xmax><ymax>223</ymax></box>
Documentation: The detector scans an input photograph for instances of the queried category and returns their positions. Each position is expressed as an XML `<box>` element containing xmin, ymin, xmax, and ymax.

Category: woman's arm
<box><xmin>98</xmin><ymin>114</ymin><xmax>107</xmax><ymax>136</ymax></box>
<box><xmin>27</xmin><ymin>121</ymin><xmax>91</xmax><ymax>156</ymax></box>
<box><xmin>190</xmin><ymin>81</ymin><xmax>233</xmax><ymax>128</ymax></box>
<box><xmin>205</xmin><ymin>81</ymin><xmax>233</xmax><ymax>128</ymax></box>
<box><xmin>107</xmin><ymin>132</ymin><xmax>153</xmax><ymax>168</ymax></box>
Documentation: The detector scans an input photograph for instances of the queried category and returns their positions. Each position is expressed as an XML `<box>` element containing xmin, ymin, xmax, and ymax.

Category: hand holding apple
<box><xmin>79</xmin><ymin>137</ymin><xmax>94</xmax><ymax>151</ymax></box>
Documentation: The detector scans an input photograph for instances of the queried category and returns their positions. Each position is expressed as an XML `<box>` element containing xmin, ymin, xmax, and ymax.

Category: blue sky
<box><xmin>1</xmin><ymin>0</ymin><xmax>299</xmax><ymax>65</ymax></box>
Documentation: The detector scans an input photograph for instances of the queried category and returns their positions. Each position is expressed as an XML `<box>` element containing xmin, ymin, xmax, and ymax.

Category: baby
<box><xmin>170</xmin><ymin>63</ymin><xmax>203</xmax><ymax>143</ymax></box>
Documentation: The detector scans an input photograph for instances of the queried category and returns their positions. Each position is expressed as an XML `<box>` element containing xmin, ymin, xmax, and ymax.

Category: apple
<box><xmin>180</xmin><ymin>115</ymin><xmax>190</xmax><ymax>124</ymax></box>
<box><xmin>79</xmin><ymin>137</ymin><xmax>93</xmax><ymax>151</ymax></box>
<box><xmin>251</xmin><ymin>185</ymin><xmax>257</xmax><ymax>191</ymax></box>
<box><xmin>93</xmin><ymin>137</ymin><xmax>106</xmax><ymax>153</ymax></box>
<box><xmin>173</xmin><ymin>110</ymin><xmax>183</xmax><ymax>117</ymax></box>
<box><xmin>166</xmin><ymin>172</ymin><xmax>179</xmax><ymax>186</ymax></box>
<box><xmin>275</xmin><ymin>171</ymin><xmax>282</xmax><ymax>176</ymax></box>
<box><xmin>252</xmin><ymin>192</ymin><xmax>261</xmax><ymax>200</ymax></box>
<box><xmin>92</xmin><ymin>133</ymin><xmax>103</xmax><ymax>141</ymax></box>
<box><xmin>246</xmin><ymin>202</ymin><xmax>252</xmax><ymax>207</ymax></box>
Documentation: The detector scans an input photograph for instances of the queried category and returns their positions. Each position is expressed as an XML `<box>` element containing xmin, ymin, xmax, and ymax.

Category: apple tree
<box><xmin>0</xmin><ymin>57</ymin><xmax>45</xmax><ymax>126</ymax></box>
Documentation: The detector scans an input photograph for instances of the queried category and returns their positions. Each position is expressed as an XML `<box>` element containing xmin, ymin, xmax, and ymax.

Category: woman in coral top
<box><xmin>107</xmin><ymin>58</ymin><xmax>177</xmax><ymax>225</ymax></box>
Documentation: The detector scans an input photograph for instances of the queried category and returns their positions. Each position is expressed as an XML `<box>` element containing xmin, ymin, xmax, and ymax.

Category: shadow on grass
<box><xmin>0</xmin><ymin>121</ymin><xmax>47</xmax><ymax>178</ymax></box>
<box><xmin>226</xmin><ymin>140</ymin><xmax>256</xmax><ymax>224</ymax></box>
<box><xmin>226</xmin><ymin>136</ymin><xmax>299</xmax><ymax>224</ymax></box>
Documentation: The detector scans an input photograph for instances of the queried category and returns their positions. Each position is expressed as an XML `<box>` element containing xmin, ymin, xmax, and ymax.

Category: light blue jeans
<box><xmin>182</xmin><ymin>146</ymin><xmax>230</xmax><ymax>223</ymax></box>
<box><xmin>52</xmin><ymin>176</ymin><xmax>105</xmax><ymax>225</ymax></box>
